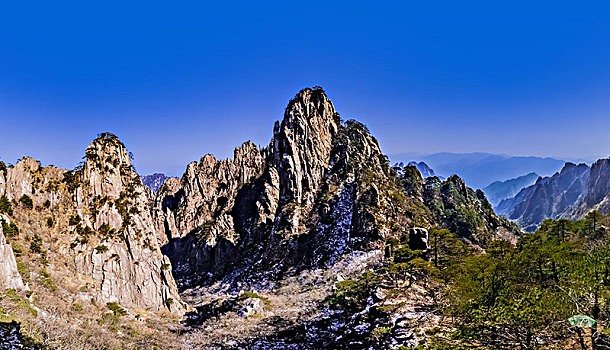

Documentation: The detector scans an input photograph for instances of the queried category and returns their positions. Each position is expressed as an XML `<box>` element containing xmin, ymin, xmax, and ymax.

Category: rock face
<box><xmin>154</xmin><ymin>141</ymin><xmax>266</xmax><ymax>284</ymax></box>
<box><xmin>482</xmin><ymin>172</ymin><xmax>540</xmax><ymax>207</ymax></box>
<box><xmin>155</xmin><ymin>87</ymin><xmax>518</xmax><ymax>289</ymax></box>
<box><xmin>71</xmin><ymin>133</ymin><xmax>183</xmax><ymax>314</ymax></box>
<box><xmin>563</xmin><ymin>158</ymin><xmax>610</xmax><ymax>219</ymax></box>
<box><xmin>0</xmin><ymin>216</ymin><xmax>25</xmax><ymax>291</ymax></box>
<box><xmin>141</xmin><ymin>173</ymin><xmax>170</xmax><ymax>192</ymax></box>
<box><xmin>0</xmin><ymin>133</ymin><xmax>183</xmax><ymax>315</ymax></box>
<box><xmin>497</xmin><ymin>162</ymin><xmax>591</xmax><ymax>232</ymax></box>
<box><xmin>422</xmin><ymin>175</ymin><xmax>518</xmax><ymax>244</ymax></box>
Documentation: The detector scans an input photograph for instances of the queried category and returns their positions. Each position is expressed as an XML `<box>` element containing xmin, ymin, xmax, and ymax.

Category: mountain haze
<box><xmin>483</xmin><ymin>172</ymin><xmax>540</xmax><ymax>207</ymax></box>
<box><xmin>392</xmin><ymin>152</ymin><xmax>568</xmax><ymax>189</ymax></box>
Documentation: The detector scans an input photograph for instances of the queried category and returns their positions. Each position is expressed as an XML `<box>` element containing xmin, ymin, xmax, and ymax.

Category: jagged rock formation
<box><xmin>497</xmin><ymin>162</ymin><xmax>591</xmax><ymax>232</ymax></box>
<box><xmin>155</xmin><ymin>88</ymin><xmax>518</xmax><ymax>289</ymax></box>
<box><xmin>141</xmin><ymin>173</ymin><xmax>170</xmax><ymax>192</ymax></box>
<box><xmin>0</xmin><ymin>216</ymin><xmax>25</xmax><ymax>291</ymax></box>
<box><xmin>0</xmin><ymin>134</ymin><xmax>183</xmax><ymax>315</ymax></box>
<box><xmin>482</xmin><ymin>172</ymin><xmax>540</xmax><ymax>207</ymax></box>
<box><xmin>0</xmin><ymin>87</ymin><xmax>525</xmax><ymax>349</ymax></box>
<box><xmin>72</xmin><ymin>133</ymin><xmax>183</xmax><ymax>313</ymax></box>
<box><xmin>422</xmin><ymin>175</ymin><xmax>519</xmax><ymax>244</ymax></box>
<box><xmin>563</xmin><ymin>158</ymin><xmax>610</xmax><ymax>219</ymax></box>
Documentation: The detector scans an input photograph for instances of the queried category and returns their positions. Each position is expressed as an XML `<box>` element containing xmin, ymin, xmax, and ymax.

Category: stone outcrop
<box><xmin>269</xmin><ymin>87</ymin><xmax>340</xmax><ymax>233</ymax></box>
<box><xmin>0</xmin><ymin>133</ymin><xmax>183</xmax><ymax>315</ymax></box>
<box><xmin>496</xmin><ymin>158</ymin><xmax>610</xmax><ymax>232</ymax></box>
<box><xmin>154</xmin><ymin>87</ymin><xmax>518</xmax><ymax>289</ymax></box>
<box><xmin>422</xmin><ymin>174</ymin><xmax>518</xmax><ymax>244</ymax></box>
<box><xmin>153</xmin><ymin>141</ymin><xmax>266</xmax><ymax>283</ymax></box>
<box><xmin>0</xmin><ymin>216</ymin><xmax>25</xmax><ymax>291</ymax></box>
<box><xmin>70</xmin><ymin>133</ymin><xmax>183</xmax><ymax>314</ymax></box>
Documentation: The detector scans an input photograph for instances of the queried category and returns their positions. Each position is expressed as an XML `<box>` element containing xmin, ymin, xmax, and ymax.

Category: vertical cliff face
<box><xmin>70</xmin><ymin>133</ymin><xmax>183</xmax><ymax>314</ymax></box>
<box><xmin>584</xmin><ymin>159</ymin><xmax>610</xmax><ymax>211</ymax></box>
<box><xmin>153</xmin><ymin>141</ymin><xmax>266</xmax><ymax>283</ymax></box>
<box><xmin>270</xmin><ymin>88</ymin><xmax>340</xmax><ymax>234</ymax></box>
<box><xmin>0</xmin><ymin>216</ymin><xmax>25</xmax><ymax>291</ymax></box>
<box><xmin>497</xmin><ymin>162</ymin><xmax>590</xmax><ymax>232</ymax></box>
<box><xmin>154</xmin><ymin>87</ymin><xmax>519</xmax><ymax>290</ymax></box>
<box><xmin>0</xmin><ymin>134</ymin><xmax>183</xmax><ymax>316</ymax></box>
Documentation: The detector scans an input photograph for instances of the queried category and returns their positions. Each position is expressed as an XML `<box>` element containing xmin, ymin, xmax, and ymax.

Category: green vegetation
<box><xmin>39</xmin><ymin>269</ymin><xmax>57</xmax><ymax>290</ymax></box>
<box><xmin>106</xmin><ymin>302</ymin><xmax>127</xmax><ymax>316</ymax></box>
<box><xmin>16</xmin><ymin>260</ymin><xmax>30</xmax><ymax>282</ymax></box>
<box><xmin>238</xmin><ymin>291</ymin><xmax>271</xmax><ymax>307</ymax></box>
<box><xmin>19</xmin><ymin>195</ymin><xmax>33</xmax><ymax>209</ymax></box>
<box><xmin>29</xmin><ymin>234</ymin><xmax>42</xmax><ymax>253</ymax></box>
<box><xmin>431</xmin><ymin>211</ymin><xmax>610</xmax><ymax>348</ymax></box>
<box><xmin>95</xmin><ymin>245</ymin><xmax>109</xmax><ymax>254</ymax></box>
<box><xmin>69</xmin><ymin>214</ymin><xmax>81</xmax><ymax>226</ymax></box>
<box><xmin>46</xmin><ymin>217</ymin><xmax>54</xmax><ymax>228</ymax></box>
<box><xmin>1</xmin><ymin>289</ymin><xmax>37</xmax><ymax>317</ymax></box>
<box><xmin>11</xmin><ymin>242</ymin><xmax>23</xmax><ymax>256</ymax></box>
<box><xmin>62</xmin><ymin>170</ymin><xmax>80</xmax><ymax>192</ymax></box>
<box><xmin>1</xmin><ymin>220</ymin><xmax>19</xmax><ymax>238</ymax></box>
<box><xmin>0</xmin><ymin>195</ymin><xmax>12</xmax><ymax>215</ymax></box>
<box><xmin>43</xmin><ymin>199</ymin><xmax>50</xmax><ymax>208</ymax></box>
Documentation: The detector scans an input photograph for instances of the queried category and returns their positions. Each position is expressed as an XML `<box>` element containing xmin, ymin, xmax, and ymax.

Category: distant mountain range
<box><xmin>390</xmin><ymin>152</ymin><xmax>572</xmax><ymax>189</ymax></box>
<box><xmin>141</xmin><ymin>173</ymin><xmax>170</xmax><ymax>192</ymax></box>
<box><xmin>394</xmin><ymin>161</ymin><xmax>438</xmax><ymax>178</ymax></box>
<box><xmin>497</xmin><ymin>159</ymin><xmax>610</xmax><ymax>232</ymax></box>
<box><xmin>482</xmin><ymin>172</ymin><xmax>540</xmax><ymax>207</ymax></box>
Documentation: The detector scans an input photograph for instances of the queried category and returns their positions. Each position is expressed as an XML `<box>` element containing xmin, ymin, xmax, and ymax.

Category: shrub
<box><xmin>19</xmin><ymin>195</ymin><xmax>33</xmax><ymax>209</ymax></box>
<box><xmin>16</xmin><ymin>260</ymin><xmax>30</xmax><ymax>281</ymax></box>
<box><xmin>69</xmin><ymin>214</ymin><xmax>81</xmax><ymax>226</ymax></box>
<box><xmin>106</xmin><ymin>302</ymin><xmax>127</xmax><ymax>316</ymax></box>
<box><xmin>62</xmin><ymin>170</ymin><xmax>80</xmax><ymax>192</ymax></box>
<box><xmin>39</xmin><ymin>269</ymin><xmax>57</xmax><ymax>290</ymax></box>
<box><xmin>95</xmin><ymin>245</ymin><xmax>108</xmax><ymax>254</ymax></box>
<box><xmin>0</xmin><ymin>195</ymin><xmax>12</xmax><ymax>215</ymax></box>
<box><xmin>11</xmin><ymin>242</ymin><xmax>23</xmax><ymax>256</ymax></box>
<box><xmin>165</xmin><ymin>298</ymin><xmax>174</xmax><ymax>308</ymax></box>
<box><xmin>43</xmin><ymin>200</ymin><xmax>50</xmax><ymax>208</ymax></box>
<box><xmin>2</xmin><ymin>220</ymin><xmax>19</xmax><ymax>238</ymax></box>
<box><xmin>46</xmin><ymin>217</ymin><xmax>54</xmax><ymax>228</ymax></box>
<box><xmin>30</xmin><ymin>234</ymin><xmax>42</xmax><ymax>253</ymax></box>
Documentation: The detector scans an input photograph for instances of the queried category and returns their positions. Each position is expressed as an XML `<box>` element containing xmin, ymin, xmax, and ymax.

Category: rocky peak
<box><xmin>272</xmin><ymin>87</ymin><xmax>341</xmax><ymax>211</ymax></box>
<box><xmin>81</xmin><ymin>132</ymin><xmax>137</xmax><ymax>199</ymax></box>
<box><xmin>584</xmin><ymin>158</ymin><xmax>610</xmax><ymax>207</ymax></box>
<box><xmin>1</xmin><ymin>157</ymin><xmax>40</xmax><ymax>200</ymax></box>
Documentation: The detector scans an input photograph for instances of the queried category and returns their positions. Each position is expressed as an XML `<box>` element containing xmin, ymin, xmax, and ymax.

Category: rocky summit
<box><xmin>498</xmin><ymin>159</ymin><xmax>610</xmax><ymax>232</ymax></box>
<box><xmin>0</xmin><ymin>87</ymin><xmax>520</xmax><ymax>349</ymax></box>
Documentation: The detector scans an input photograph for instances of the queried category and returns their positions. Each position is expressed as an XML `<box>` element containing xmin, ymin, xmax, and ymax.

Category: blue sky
<box><xmin>1</xmin><ymin>1</ymin><xmax>609</xmax><ymax>176</ymax></box>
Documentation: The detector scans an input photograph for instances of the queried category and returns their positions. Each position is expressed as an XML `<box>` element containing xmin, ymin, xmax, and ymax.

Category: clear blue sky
<box><xmin>1</xmin><ymin>1</ymin><xmax>609</xmax><ymax>176</ymax></box>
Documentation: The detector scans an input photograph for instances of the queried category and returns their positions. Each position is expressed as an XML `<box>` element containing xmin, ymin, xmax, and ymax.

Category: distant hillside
<box><xmin>391</xmin><ymin>152</ymin><xmax>567</xmax><ymax>189</ymax></box>
<box><xmin>394</xmin><ymin>161</ymin><xmax>437</xmax><ymax>178</ymax></box>
<box><xmin>497</xmin><ymin>163</ymin><xmax>591</xmax><ymax>232</ymax></box>
<box><xmin>482</xmin><ymin>172</ymin><xmax>539</xmax><ymax>207</ymax></box>
<box><xmin>141</xmin><ymin>173</ymin><xmax>170</xmax><ymax>192</ymax></box>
